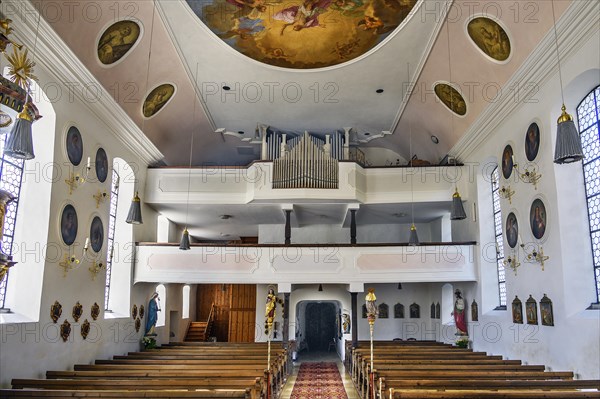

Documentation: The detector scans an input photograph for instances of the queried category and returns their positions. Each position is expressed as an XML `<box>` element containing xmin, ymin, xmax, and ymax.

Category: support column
<box><xmin>351</xmin><ymin>292</ymin><xmax>358</xmax><ymax>348</ymax></box>
<box><xmin>284</xmin><ymin>210</ymin><xmax>291</xmax><ymax>245</ymax></box>
<box><xmin>282</xmin><ymin>292</ymin><xmax>290</xmax><ymax>345</ymax></box>
<box><xmin>350</xmin><ymin>209</ymin><xmax>357</xmax><ymax>244</ymax></box>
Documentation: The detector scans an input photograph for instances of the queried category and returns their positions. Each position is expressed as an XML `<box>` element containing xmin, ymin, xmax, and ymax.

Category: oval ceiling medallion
<box><xmin>186</xmin><ymin>0</ymin><xmax>418</xmax><ymax>69</ymax></box>
<box><xmin>434</xmin><ymin>83</ymin><xmax>467</xmax><ymax>116</ymax></box>
<box><xmin>467</xmin><ymin>17</ymin><xmax>511</xmax><ymax>62</ymax></box>
<box><xmin>97</xmin><ymin>20</ymin><xmax>141</xmax><ymax>65</ymax></box>
<box><xmin>143</xmin><ymin>84</ymin><xmax>175</xmax><ymax>118</ymax></box>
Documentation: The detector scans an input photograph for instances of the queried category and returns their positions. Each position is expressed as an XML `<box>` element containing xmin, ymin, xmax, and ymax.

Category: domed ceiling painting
<box><xmin>186</xmin><ymin>0</ymin><xmax>418</xmax><ymax>69</ymax></box>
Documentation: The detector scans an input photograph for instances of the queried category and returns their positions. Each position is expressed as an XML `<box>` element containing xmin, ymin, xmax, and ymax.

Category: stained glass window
<box><xmin>491</xmin><ymin>166</ymin><xmax>507</xmax><ymax>308</ymax></box>
<box><xmin>576</xmin><ymin>85</ymin><xmax>600</xmax><ymax>303</ymax></box>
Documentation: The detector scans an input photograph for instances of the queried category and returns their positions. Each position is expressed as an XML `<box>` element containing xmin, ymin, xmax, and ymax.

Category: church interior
<box><xmin>0</xmin><ymin>0</ymin><xmax>599</xmax><ymax>397</ymax></box>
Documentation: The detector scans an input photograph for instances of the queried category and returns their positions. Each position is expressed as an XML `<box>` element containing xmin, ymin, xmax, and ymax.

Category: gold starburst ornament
<box><xmin>5</xmin><ymin>47</ymin><xmax>37</xmax><ymax>89</ymax></box>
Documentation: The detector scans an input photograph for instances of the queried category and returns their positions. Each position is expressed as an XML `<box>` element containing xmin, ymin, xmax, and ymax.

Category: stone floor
<box><xmin>278</xmin><ymin>350</ymin><xmax>360</xmax><ymax>399</ymax></box>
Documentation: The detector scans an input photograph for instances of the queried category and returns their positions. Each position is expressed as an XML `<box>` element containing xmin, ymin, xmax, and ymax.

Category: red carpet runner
<box><xmin>290</xmin><ymin>362</ymin><xmax>349</xmax><ymax>399</ymax></box>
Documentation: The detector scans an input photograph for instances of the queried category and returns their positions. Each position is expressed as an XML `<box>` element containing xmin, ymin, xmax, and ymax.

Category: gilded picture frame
<box><xmin>471</xmin><ymin>300</ymin><xmax>478</xmax><ymax>321</ymax></box>
<box><xmin>394</xmin><ymin>303</ymin><xmax>404</xmax><ymax>319</ymax></box>
<box><xmin>91</xmin><ymin>302</ymin><xmax>100</xmax><ymax>321</ymax></box>
<box><xmin>530</xmin><ymin>198</ymin><xmax>547</xmax><ymax>240</ymax></box>
<box><xmin>81</xmin><ymin>319</ymin><xmax>91</xmax><ymax>340</ymax></box>
<box><xmin>60</xmin><ymin>319</ymin><xmax>71</xmax><ymax>342</ymax></box>
<box><xmin>66</xmin><ymin>126</ymin><xmax>83</xmax><ymax>166</ymax></box>
<box><xmin>526</xmin><ymin>295</ymin><xmax>538</xmax><ymax>325</ymax></box>
<box><xmin>512</xmin><ymin>296</ymin><xmax>523</xmax><ymax>324</ymax></box>
<box><xmin>72</xmin><ymin>301</ymin><xmax>83</xmax><ymax>322</ymax></box>
<box><xmin>409</xmin><ymin>303</ymin><xmax>420</xmax><ymax>319</ymax></box>
<box><xmin>51</xmin><ymin>300</ymin><xmax>62</xmax><ymax>323</ymax></box>
<box><xmin>525</xmin><ymin>122</ymin><xmax>540</xmax><ymax>162</ymax></box>
<box><xmin>540</xmin><ymin>294</ymin><xmax>554</xmax><ymax>326</ymax></box>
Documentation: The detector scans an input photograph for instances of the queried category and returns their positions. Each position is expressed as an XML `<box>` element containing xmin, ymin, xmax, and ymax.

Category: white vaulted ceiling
<box><xmin>24</xmin><ymin>0</ymin><xmax>571</xmax><ymax>166</ymax></box>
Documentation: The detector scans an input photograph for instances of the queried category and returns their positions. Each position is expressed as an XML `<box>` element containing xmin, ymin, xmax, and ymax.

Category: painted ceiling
<box><xmin>17</xmin><ymin>0</ymin><xmax>572</xmax><ymax>167</ymax></box>
<box><xmin>185</xmin><ymin>0</ymin><xmax>418</xmax><ymax>69</ymax></box>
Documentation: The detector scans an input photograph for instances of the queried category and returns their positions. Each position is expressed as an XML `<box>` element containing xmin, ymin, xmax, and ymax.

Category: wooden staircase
<box><xmin>184</xmin><ymin>303</ymin><xmax>215</xmax><ymax>342</ymax></box>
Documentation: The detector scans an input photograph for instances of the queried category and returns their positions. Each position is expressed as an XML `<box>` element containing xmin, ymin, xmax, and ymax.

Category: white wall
<box><xmin>457</xmin><ymin>25</ymin><xmax>600</xmax><ymax>379</ymax></box>
<box><xmin>0</xmin><ymin>58</ymin><xmax>160</xmax><ymax>387</ymax></box>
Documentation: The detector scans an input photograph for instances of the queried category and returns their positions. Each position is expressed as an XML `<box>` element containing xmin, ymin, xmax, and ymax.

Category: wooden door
<box><xmin>229</xmin><ymin>284</ymin><xmax>257</xmax><ymax>342</ymax></box>
<box><xmin>196</xmin><ymin>284</ymin><xmax>230</xmax><ymax>342</ymax></box>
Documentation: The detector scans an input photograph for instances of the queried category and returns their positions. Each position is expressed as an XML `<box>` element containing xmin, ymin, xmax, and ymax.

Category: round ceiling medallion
<box><xmin>186</xmin><ymin>0</ymin><xmax>418</xmax><ymax>69</ymax></box>
<box><xmin>143</xmin><ymin>84</ymin><xmax>176</xmax><ymax>118</ymax></box>
<box><xmin>467</xmin><ymin>17</ymin><xmax>511</xmax><ymax>62</ymax></box>
<box><xmin>434</xmin><ymin>83</ymin><xmax>467</xmax><ymax>116</ymax></box>
<box><xmin>97</xmin><ymin>20</ymin><xmax>141</xmax><ymax>65</ymax></box>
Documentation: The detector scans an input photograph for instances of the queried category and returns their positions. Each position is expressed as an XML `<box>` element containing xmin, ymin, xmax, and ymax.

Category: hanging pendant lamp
<box><xmin>179</xmin><ymin>228</ymin><xmax>190</xmax><ymax>250</ymax></box>
<box><xmin>450</xmin><ymin>187</ymin><xmax>467</xmax><ymax>220</ymax></box>
<box><xmin>4</xmin><ymin>102</ymin><xmax>34</xmax><ymax>159</ymax></box>
<box><xmin>126</xmin><ymin>192</ymin><xmax>143</xmax><ymax>224</ymax></box>
<box><xmin>551</xmin><ymin>0</ymin><xmax>583</xmax><ymax>164</ymax></box>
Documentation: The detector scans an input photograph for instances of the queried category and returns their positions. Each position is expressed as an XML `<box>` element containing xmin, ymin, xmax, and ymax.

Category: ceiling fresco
<box><xmin>185</xmin><ymin>0</ymin><xmax>418</xmax><ymax>69</ymax></box>
<box><xmin>97</xmin><ymin>20</ymin><xmax>141</xmax><ymax>65</ymax></box>
<box><xmin>466</xmin><ymin>17</ymin><xmax>511</xmax><ymax>62</ymax></box>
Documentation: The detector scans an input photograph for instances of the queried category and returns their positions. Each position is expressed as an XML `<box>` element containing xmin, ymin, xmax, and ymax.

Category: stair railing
<box><xmin>205</xmin><ymin>302</ymin><xmax>215</xmax><ymax>341</ymax></box>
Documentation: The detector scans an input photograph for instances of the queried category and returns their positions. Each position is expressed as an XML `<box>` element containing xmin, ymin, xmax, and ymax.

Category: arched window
<box><xmin>491</xmin><ymin>166</ymin><xmax>507</xmax><ymax>307</ymax></box>
<box><xmin>104</xmin><ymin>169</ymin><xmax>119</xmax><ymax>310</ymax></box>
<box><xmin>0</xmin><ymin>127</ymin><xmax>25</xmax><ymax>309</ymax></box>
<box><xmin>156</xmin><ymin>284</ymin><xmax>166</xmax><ymax>327</ymax></box>
<box><xmin>104</xmin><ymin>158</ymin><xmax>134</xmax><ymax>317</ymax></box>
<box><xmin>182</xmin><ymin>285</ymin><xmax>190</xmax><ymax>319</ymax></box>
<box><xmin>1</xmin><ymin>77</ymin><xmax>56</xmax><ymax>320</ymax></box>
<box><xmin>576</xmin><ymin>85</ymin><xmax>600</xmax><ymax>303</ymax></box>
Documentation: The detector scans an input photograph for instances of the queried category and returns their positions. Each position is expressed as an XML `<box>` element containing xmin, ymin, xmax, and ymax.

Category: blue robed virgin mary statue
<box><xmin>145</xmin><ymin>292</ymin><xmax>161</xmax><ymax>336</ymax></box>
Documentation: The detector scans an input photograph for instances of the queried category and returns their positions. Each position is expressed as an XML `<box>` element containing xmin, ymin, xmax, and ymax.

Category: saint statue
<box><xmin>452</xmin><ymin>289</ymin><xmax>468</xmax><ymax>336</ymax></box>
<box><xmin>145</xmin><ymin>292</ymin><xmax>161</xmax><ymax>336</ymax></box>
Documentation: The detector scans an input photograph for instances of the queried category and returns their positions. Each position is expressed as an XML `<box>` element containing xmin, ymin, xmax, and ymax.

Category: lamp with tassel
<box><xmin>4</xmin><ymin>101</ymin><xmax>34</xmax><ymax>159</ymax></box>
<box><xmin>407</xmin><ymin>65</ymin><xmax>419</xmax><ymax>246</ymax></box>
<box><xmin>179</xmin><ymin>63</ymin><xmax>200</xmax><ymax>250</ymax></box>
<box><xmin>126</xmin><ymin>0</ymin><xmax>158</xmax><ymax>225</ymax></box>
<box><xmin>125</xmin><ymin>192</ymin><xmax>143</xmax><ymax>224</ymax></box>
<box><xmin>444</xmin><ymin>11</ymin><xmax>467</xmax><ymax>220</ymax></box>
<box><xmin>450</xmin><ymin>187</ymin><xmax>467</xmax><ymax>220</ymax></box>
<box><xmin>551</xmin><ymin>0</ymin><xmax>583</xmax><ymax>164</ymax></box>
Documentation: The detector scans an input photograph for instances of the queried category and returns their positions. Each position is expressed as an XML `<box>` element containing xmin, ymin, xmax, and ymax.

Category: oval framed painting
<box><xmin>529</xmin><ymin>198</ymin><xmax>547</xmax><ymax>240</ymax></box>
<box><xmin>501</xmin><ymin>144</ymin><xmax>514</xmax><ymax>179</ymax></box>
<box><xmin>466</xmin><ymin>16</ymin><xmax>511</xmax><ymax>62</ymax></box>
<box><xmin>505</xmin><ymin>211</ymin><xmax>518</xmax><ymax>249</ymax></box>
<box><xmin>434</xmin><ymin>83</ymin><xmax>467</xmax><ymax>116</ymax></box>
<box><xmin>142</xmin><ymin>84</ymin><xmax>175</xmax><ymax>118</ymax></box>
<box><xmin>66</xmin><ymin>126</ymin><xmax>83</xmax><ymax>166</ymax></box>
<box><xmin>525</xmin><ymin>122</ymin><xmax>540</xmax><ymax>162</ymax></box>
<box><xmin>60</xmin><ymin>204</ymin><xmax>78</xmax><ymax>246</ymax></box>
<box><xmin>95</xmin><ymin>147</ymin><xmax>109</xmax><ymax>183</ymax></box>
<box><xmin>90</xmin><ymin>216</ymin><xmax>104</xmax><ymax>253</ymax></box>
<box><xmin>97</xmin><ymin>20</ymin><xmax>141</xmax><ymax>65</ymax></box>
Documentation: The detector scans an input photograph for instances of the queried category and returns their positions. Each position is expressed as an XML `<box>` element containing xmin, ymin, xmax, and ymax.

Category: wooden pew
<box><xmin>386</xmin><ymin>389</ymin><xmax>600</xmax><ymax>398</ymax></box>
<box><xmin>0</xmin><ymin>389</ymin><xmax>252</xmax><ymax>398</ymax></box>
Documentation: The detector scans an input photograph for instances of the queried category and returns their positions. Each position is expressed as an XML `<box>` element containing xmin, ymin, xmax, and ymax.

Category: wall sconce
<box><xmin>499</xmin><ymin>185</ymin><xmax>515</xmax><ymax>204</ymax></box>
<box><xmin>65</xmin><ymin>172</ymin><xmax>85</xmax><ymax>195</ymax></box>
<box><xmin>93</xmin><ymin>190</ymin><xmax>108</xmax><ymax>208</ymax></box>
<box><xmin>88</xmin><ymin>260</ymin><xmax>104</xmax><ymax>281</ymax></box>
<box><xmin>59</xmin><ymin>253</ymin><xmax>80</xmax><ymax>277</ymax></box>
<box><xmin>520</xmin><ymin>243</ymin><xmax>549</xmax><ymax>271</ymax></box>
<box><xmin>515</xmin><ymin>163</ymin><xmax>542</xmax><ymax>190</ymax></box>
<box><xmin>503</xmin><ymin>250</ymin><xmax>521</xmax><ymax>275</ymax></box>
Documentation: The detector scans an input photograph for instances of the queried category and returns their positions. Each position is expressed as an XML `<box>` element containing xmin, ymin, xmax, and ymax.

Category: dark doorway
<box><xmin>305</xmin><ymin>302</ymin><xmax>336</xmax><ymax>352</ymax></box>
